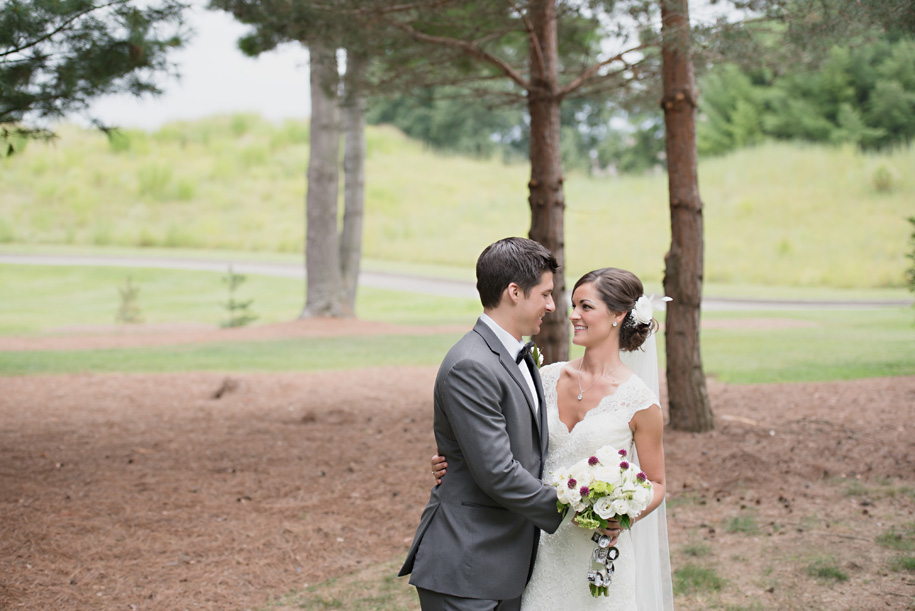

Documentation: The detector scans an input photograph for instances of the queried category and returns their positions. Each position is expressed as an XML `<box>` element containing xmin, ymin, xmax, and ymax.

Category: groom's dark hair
<box><xmin>476</xmin><ymin>237</ymin><xmax>558</xmax><ymax>309</ymax></box>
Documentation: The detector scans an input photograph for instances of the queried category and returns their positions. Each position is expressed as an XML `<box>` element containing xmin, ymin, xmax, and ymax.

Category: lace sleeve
<box><xmin>618</xmin><ymin>375</ymin><xmax>660</xmax><ymax>424</ymax></box>
<box><xmin>538</xmin><ymin>361</ymin><xmax>565</xmax><ymax>395</ymax></box>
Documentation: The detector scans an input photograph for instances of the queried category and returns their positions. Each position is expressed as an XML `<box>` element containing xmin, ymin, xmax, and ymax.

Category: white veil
<box><xmin>620</xmin><ymin>331</ymin><xmax>675</xmax><ymax>610</ymax></box>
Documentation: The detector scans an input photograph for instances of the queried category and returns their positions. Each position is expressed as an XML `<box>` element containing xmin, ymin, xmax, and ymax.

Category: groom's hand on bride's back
<box><xmin>431</xmin><ymin>454</ymin><xmax>447</xmax><ymax>484</ymax></box>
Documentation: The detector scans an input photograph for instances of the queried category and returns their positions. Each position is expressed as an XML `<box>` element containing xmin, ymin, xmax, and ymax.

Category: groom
<box><xmin>399</xmin><ymin>237</ymin><xmax>566</xmax><ymax>611</ymax></box>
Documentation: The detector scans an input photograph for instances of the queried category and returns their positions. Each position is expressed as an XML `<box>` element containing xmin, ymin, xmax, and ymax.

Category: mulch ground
<box><xmin>0</xmin><ymin>320</ymin><xmax>913</xmax><ymax>610</ymax></box>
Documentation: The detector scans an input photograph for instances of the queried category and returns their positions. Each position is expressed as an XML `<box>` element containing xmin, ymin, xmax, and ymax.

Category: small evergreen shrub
<box><xmin>115</xmin><ymin>277</ymin><xmax>143</xmax><ymax>324</ymax></box>
<box><xmin>221</xmin><ymin>266</ymin><xmax>257</xmax><ymax>328</ymax></box>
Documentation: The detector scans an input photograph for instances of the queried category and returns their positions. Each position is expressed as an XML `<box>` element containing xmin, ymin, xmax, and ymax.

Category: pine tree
<box><xmin>1</xmin><ymin>0</ymin><xmax>187</xmax><ymax>154</ymax></box>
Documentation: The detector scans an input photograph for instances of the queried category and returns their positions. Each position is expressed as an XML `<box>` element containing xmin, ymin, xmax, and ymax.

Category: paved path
<box><xmin>2</xmin><ymin>253</ymin><xmax>911</xmax><ymax>311</ymax></box>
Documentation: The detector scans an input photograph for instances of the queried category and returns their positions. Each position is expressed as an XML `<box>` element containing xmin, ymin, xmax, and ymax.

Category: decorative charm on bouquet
<box><xmin>550</xmin><ymin>446</ymin><xmax>654</xmax><ymax>597</ymax></box>
<box><xmin>588</xmin><ymin>531</ymin><xmax>619</xmax><ymax>594</ymax></box>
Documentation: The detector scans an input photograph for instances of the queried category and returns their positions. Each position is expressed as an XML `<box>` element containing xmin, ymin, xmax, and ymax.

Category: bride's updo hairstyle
<box><xmin>573</xmin><ymin>267</ymin><xmax>659</xmax><ymax>352</ymax></box>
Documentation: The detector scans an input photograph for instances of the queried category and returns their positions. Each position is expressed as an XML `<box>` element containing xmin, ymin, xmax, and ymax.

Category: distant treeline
<box><xmin>698</xmin><ymin>38</ymin><xmax>915</xmax><ymax>156</ymax></box>
<box><xmin>367</xmin><ymin>38</ymin><xmax>915</xmax><ymax>175</ymax></box>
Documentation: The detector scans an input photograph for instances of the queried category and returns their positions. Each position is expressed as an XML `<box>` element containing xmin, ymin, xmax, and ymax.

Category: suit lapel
<box><xmin>534</xmin><ymin>367</ymin><xmax>549</xmax><ymax>460</ymax></box>
<box><xmin>473</xmin><ymin>320</ymin><xmax>542</xmax><ymax>438</ymax></box>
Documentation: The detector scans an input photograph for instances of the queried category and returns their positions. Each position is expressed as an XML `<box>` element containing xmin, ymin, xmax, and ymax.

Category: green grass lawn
<box><xmin>1</xmin><ymin>117</ymin><xmax>912</xmax><ymax>288</ymax></box>
<box><xmin>698</xmin><ymin>308</ymin><xmax>915</xmax><ymax>383</ymax></box>
<box><xmin>0</xmin><ymin>334</ymin><xmax>465</xmax><ymax>376</ymax></box>
<box><xmin>574</xmin><ymin>308</ymin><xmax>915</xmax><ymax>384</ymax></box>
<box><xmin>2</xmin><ymin>263</ymin><xmax>912</xmax><ymax>382</ymax></box>
<box><xmin>0</xmin><ymin>263</ymin><xmax>481</xmax><ymax>335</ymax></box>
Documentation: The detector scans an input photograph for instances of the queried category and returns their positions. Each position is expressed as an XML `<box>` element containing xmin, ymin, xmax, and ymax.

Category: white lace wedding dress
<box><xmin>521</xmin><ymin>362</ymin><xmax>661</xmax><ymax>610</ymax></box>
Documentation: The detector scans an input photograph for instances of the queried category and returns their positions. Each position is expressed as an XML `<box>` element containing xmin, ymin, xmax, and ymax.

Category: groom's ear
<box><xmin>505</xmin><ymin>282</ymin><xmax>522</xmax><ymax>305</ymax></box>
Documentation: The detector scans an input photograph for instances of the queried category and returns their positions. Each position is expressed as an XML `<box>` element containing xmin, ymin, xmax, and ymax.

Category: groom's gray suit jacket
<box><xmin>399</xmin><ymin>318</ymin><xmax>564</xmax><ymax>601</ymax></box>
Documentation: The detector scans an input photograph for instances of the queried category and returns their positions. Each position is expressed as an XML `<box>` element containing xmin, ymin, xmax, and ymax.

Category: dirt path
<box><xmin>3</xmin><ymin>252</ymin><xmax>911</xmax><ymax>308</ymax></box>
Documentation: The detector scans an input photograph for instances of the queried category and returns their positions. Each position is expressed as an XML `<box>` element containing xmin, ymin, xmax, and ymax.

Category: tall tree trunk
<box><xmin>660</xmin><ymin>0</ymin><xmax>714</xmax><ymax>431</ymax></box>
<box><xmin>527</xmin><ymin>0</ymin><xmax>568</xmax><ymax>364</ymax></box>
<box><xmin>340</xmin><ymin>50</ymin><xmax>367</xmax><ymax>315</ymax></box>
<box><xmin>302</xmin><ymin>42</ymin><xmax>344</xmax><ymax>318</ymax></box>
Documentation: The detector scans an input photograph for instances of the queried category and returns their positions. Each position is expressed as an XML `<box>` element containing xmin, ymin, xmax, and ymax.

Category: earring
<box><xmin>612</xmin><ymin>321</ymin><xmax>618</xmax><ymax>327</ymax></box>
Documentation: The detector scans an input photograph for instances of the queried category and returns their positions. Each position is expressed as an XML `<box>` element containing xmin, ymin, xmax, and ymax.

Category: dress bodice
<box><xmin>539</xmin><ymin>361</ymin><xmax>659</xmax><ymax>481</ymax></box>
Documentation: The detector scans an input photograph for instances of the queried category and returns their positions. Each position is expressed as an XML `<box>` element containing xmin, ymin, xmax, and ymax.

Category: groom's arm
<box><xmin>438</xmin><ymin>357</ymin><xmax>563</xmax><ymax>534</ymax></box>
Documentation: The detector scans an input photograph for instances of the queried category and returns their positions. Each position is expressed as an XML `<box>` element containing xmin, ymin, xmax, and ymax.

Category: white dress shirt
<box><xmin>480</xmin><ymin>313</ymin><xmax>539</xmax><ymax>415</ymax></box>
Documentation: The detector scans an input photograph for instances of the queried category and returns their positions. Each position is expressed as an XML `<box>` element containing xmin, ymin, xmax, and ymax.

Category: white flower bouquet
<box><xmin>550</xmin><ymin>445</ymin><xmax>653</xmax><ymax>597</ymax></box>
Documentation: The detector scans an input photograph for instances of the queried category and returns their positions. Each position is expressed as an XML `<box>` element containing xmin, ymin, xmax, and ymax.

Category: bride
<box><xmin>434</xmin><ymin>267</ymin><xmax>674</xmax><ymax>610</ymax></box>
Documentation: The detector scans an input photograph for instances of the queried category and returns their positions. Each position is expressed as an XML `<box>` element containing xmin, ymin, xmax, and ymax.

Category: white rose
<box><xmin>592</xmin><ymin>496</ymin><xmax>616</xmax><ymax>520</ymax></box>
<box><xmin>631</xmin><ymin>295</ymin><xmax>653</xmax><ymax>325</ymax></box>
<box><xmin>569</xmin><ymin>463</ymin><xmax>595</xmax><ymax>488</ymax></box>
<box><xmin>611</xmin><ymin>499</ymin><xmax>629</xmax><ymax>516</ymax></box>
<box><xmin>593</xmin><ymin>465</ymin><xmax>622</xmax><ymax>488</ymax></box>
<box><xmin>595</xmin><ymin>446</ymin><xmax>618</xmax><ymax>465</ymax></box>
<box><xmin>553</xmin><ymin>472</ymin><xmax>575</xmax><ymax>503</ymax></box>
<box><xmin>633</xmin><ymin>486</ymin><xmax>652</xmax><ymax>509</ymax></box>
<box><xmin>566</xmin><ymin>486</ymin><xmax>582</xmax><ymax>507</ymax></box>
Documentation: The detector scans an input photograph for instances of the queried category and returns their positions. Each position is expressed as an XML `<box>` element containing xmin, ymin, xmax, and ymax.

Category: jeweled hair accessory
<box><xmin>627</xmin><ymin>294</ymin><xmax>672</xmax><ymax>327</ymax></box>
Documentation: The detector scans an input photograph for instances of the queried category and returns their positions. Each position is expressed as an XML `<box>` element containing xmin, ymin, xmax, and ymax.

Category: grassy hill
<box><xmin>1</xmin><ymin>114</ymin><xmax>912</xmax><ymax>288</ymax></box>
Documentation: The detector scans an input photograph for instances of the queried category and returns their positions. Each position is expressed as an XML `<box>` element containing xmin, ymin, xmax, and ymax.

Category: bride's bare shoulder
<box><xmin>552</xmin><ymin>359</ymin><xmax>580</xmax><ymax>379</ymax></box>
<box><xmin>617</xmin><ymin>364</ymin><xmax>636</xmax><ymax>383</ymax></box>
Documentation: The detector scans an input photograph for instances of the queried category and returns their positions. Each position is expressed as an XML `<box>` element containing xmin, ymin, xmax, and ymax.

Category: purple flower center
<box><xmin>637</xmin><ymin>471</ymin><xmax>647</xmax><ymax>481</ymax></box>
<box><xmin>619</xmin><ymin>461</ymin><xmax>630</xmax><ymax>470</ymax></box>
<box><xmin>588</xmin><ymin>456</ymin><xmax>599</xmax><ymax>466</ymax></box>
<box><xmin>580</xmin><ymin>486</ymin><xmax>590</xmax><ymax>496</ymax></box>
<box><xmin>567</xmin><ymin>478</ymin><xmax>577</xmax><ymax>489</ymax></box>
<box><xmin>618</xmin><ymin>449</ymin><xmax>627</xmax><ymax>457</ymax></box>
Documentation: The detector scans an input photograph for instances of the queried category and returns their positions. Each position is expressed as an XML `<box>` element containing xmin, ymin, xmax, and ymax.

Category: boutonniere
<box><xmin>530</xmin><ymin>344</ymin><xmax>544</xmax><ymax>369</ymax></box>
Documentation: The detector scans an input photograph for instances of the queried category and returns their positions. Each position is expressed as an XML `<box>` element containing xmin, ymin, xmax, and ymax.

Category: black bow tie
<box><xmin>516</xmin><ymin>341</ymin><xmax>536</xmax><ymax>365</ymax></box>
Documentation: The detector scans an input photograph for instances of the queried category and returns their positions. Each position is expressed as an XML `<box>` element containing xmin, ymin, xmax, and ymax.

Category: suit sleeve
<box><xmin>439</xmin><ymin>357</ymin><xmax>564</xmax><ymax>533</ymax></box>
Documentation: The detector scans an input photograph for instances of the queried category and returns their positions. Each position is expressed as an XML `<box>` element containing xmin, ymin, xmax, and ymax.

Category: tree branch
<box><xmin>471</xmin><ymin>26</ymin><xmax>519</xmax><ymax>48</ymax></box>
<box><xmin>558</xmin><ymin>43</ymin><xmax>649</xmax><ymax>98</ymax></box>
<box><xmin>385</xmin><ymin>19</ymin><xmax>531</xmax><ymax>91</ymax></box>
<box><xmin>311</xmin><ymin>0</ymin><xmax>457</xmax><ymax>18</ymax></box>
<box><xmin>369</xmin><ymin>0</ymin><xmax>456</xmax><ymax>14</ymax></box>
<box><xmin>505</xmin><ymin>0</ymin><xmax>545</xmax><ymax>78</ymax></box>
<box><xmin>0</xmin><ymin>0</ymin><xmax>130</xmax><ymax>59</ymax></box>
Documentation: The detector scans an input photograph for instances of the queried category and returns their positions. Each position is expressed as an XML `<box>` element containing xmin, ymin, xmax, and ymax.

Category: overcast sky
<box><xmin>87</xmin><ymin>2</ymin><xmax>311</xmax><ymax>130</ymax></box>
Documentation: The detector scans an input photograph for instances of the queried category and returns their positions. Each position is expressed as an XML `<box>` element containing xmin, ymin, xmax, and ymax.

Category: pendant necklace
<box><xmin>577</xmin><ymin>359</ymin><xmax>623</xmax><ymax>401</ymax></box>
